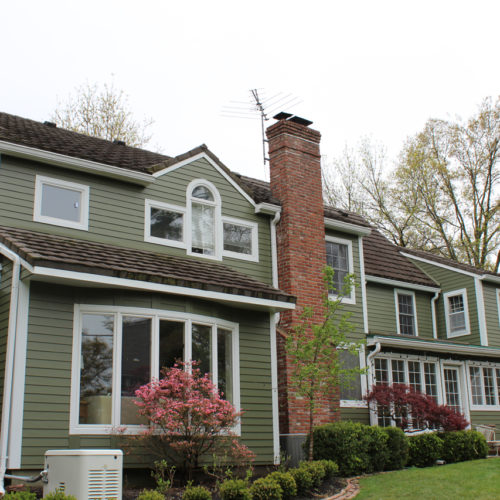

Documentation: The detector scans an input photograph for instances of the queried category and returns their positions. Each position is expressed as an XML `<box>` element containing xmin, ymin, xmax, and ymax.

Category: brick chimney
<box><xmin>267</xmin><ymin>115</ymin><xmax>339</xmax><ymax>448</ymax></box>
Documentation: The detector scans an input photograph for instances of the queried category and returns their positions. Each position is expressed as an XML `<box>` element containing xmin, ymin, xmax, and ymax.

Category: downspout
<box><xmin>366</xmin><ymin>342</ymin><xmax>381</xmax><ymax>426</ymax></box>
<box><xmin>431</xmin><ymin>292</ymin><xmax>440</xmax><ymax>339</ymax></box>
<box><xmin>0</xmin><ymin>248</ymin><xmax>21</xmax><ymax>496</ymax></box>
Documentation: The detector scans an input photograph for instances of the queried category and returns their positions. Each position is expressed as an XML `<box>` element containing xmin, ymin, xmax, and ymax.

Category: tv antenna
<box><xmin>222</xmin><ymin>89</ymin><xmax>302</xmax><ymax>176</ymax></box>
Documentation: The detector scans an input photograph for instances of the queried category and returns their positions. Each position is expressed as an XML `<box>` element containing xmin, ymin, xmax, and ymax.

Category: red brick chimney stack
<box><xmin>267</xmin><ymin>115</ymin><xmax>339</xmax><ymax>441</ymax></box>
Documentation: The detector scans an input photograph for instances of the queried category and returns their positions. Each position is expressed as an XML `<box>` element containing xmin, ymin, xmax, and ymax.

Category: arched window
<box><xmin>187</xmin><ymin>180</ymin><xmax>221</xmax><ymax>258</ymax></box>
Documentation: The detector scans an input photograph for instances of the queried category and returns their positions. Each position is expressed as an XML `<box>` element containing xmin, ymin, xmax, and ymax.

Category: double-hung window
<box><xmin>395</xmin><ymin>290</ymin><xmax>417</xmax><ymax>336</ymax></box>
<box><xmin>469</xmin><ymin>364</ymin><xmax>500</xmax><ymax>409</ymax></box>
<box><xmin>325</xmin><ymin>236</ymin><xmax>355</xmax><ymax>304</ymax></box>
<box><xmin>444</xmin><ymin>289</ymin><xmax>470</xmax><ymax>338</ymax></box>
<box><xmin>34</xmin><ymin>175</ymin><xmax>89</xmax><ymax>230</ymax></box>
<box><xmin>71</xmin><ymin>305</ymin><xmax>239</xmax><ymax>434</ymax></box>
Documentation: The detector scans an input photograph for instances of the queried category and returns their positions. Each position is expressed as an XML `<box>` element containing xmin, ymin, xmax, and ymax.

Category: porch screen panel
<box><xmin>121</xmin><ymin>316</ymin><xmax>151</xmax><ymax>424</ymax></box>
<box><xmin>79</xmin><ymin>314</ymin><xmax>114</xmax><ymax>425</ymax></box>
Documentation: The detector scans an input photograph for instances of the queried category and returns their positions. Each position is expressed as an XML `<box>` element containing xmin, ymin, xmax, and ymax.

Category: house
<box><xmin>0</xmin><ymin>110</ymin><xmax>499</xmax><ymax>481</ymax></box>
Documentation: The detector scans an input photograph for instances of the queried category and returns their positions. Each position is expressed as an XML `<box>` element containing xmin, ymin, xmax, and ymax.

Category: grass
<box><xmin>356</xmin><ymin>459</ymin><xmax>500</xmax><ymax>500</ymax></box>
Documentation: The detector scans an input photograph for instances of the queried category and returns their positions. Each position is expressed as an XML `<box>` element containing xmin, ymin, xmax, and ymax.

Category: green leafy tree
<box><xmin>285</xmin><ymin>267</ymin><xmax>364</xmax><ymax>461</ymax></box>
<box><xmin>53</xmin><ymin>82</ymin><xmax>154</xmax><ymax>148</ymax></box>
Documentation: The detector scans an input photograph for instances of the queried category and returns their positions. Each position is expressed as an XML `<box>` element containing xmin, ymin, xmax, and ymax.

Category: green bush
<box><xmin>382</xmin><ymin>426</ymin><xmax>409</xmax><ymax>470</ymax></box>
<box><xmin>3</xmin><ymin>491</ymin><xmax>37</xmax><ymax>500</ymax></box>
<box><xmin>267</xmin><ymin>471</ymin><xmax>297</xmax><ymax>499</ymax></box>
<box><xmin>183</xmin><ymin>485</ymin><xmax>212</xmax><ymax>500</ymax></box>
<box><xmin>137</xmin><ymin>489</ymin><xmax>165</xmax><ymax>500</ymax></box>
<box><xmin>311</xmin><ymin>421</ymin><xmax>389</xmax><ymax>476</ymax></box>
<box><xmin>219</xmin><ymin>479</ymin><xmax>251</xmax><ymax>500</ymax></box>
<box><xmin>440</xmin><ymin>430</ymin><xmax>488</xmax><ymax>463</ymax></box>
<box><xmin>318</xmin><ymin>459</ymin><xmax>339</xmax><ymax>479</ymax></box>
<box><xmin>249</xmin><ymin>477</ymin><xmax>282</xmax><ymax>500</ymax></box>
<box><xmin>289</xmin><ymin>467</ymin><xmax>313</xmax><ymax>494</ymax></box>
<box><xmin>298</xmin><ymin>461</ymin><xmax>325</xmax><ymax>487</ymax></box>
<box><xmin>408</xmin><ymin>432</ymin><xmax>443</xmax><ymax>467</ymax></box>
<box><xmin>43</xmin><ymin>492</ymin><xmax>77</xmax><ymax>500</ymax></box>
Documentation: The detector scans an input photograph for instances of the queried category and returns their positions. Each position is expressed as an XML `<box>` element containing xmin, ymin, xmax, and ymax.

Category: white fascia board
<box><xmin>30</xmin><ymin>266</ymin><xmax>295</xmax><ymax>311</ymax></box>
<box><xmin>367</xmin><ymin>335</ymin><xmax>500</xmax><ymax>358</ymax></box>
<box><xmin>480</xmin><ymin>274</ymin><xmax>500</xmax><ymax>284</ymax></box>
<box><xmin>152</xmin><ymin>152</ymin><xmax>257</xmax><ymax>207</ymax></box>
<box><xmin>324</xmin><ymin>218</ymin><xmax>372</xmax><ymax>236</ymax></box>
<box><xmin>475</xmin><ymin>276</ymin><xmax>489</xmax><ymax>346</ymax></box>
<box><xmin>255</xmin><ymin>203</ymin><xmax>281</xmax><ymax>216</ymax></box>
<box><xmin>0</xmin><ymin>243</ymin><xmax>33</xmax><ymax>273</ymax></box>
<box><xmin>400</xmin><ymin>252</ymin><xmax>478</xmax><ymax>278</ymax></box>
<box><xmin>366</xmin><ymin>275</ymin><xmax>440</xmax><ymax>293</ymax></box>
<box><xmin>0</xmin><ymin>140</ymin><xmax>154</xmax><ymax>186</ymax></box>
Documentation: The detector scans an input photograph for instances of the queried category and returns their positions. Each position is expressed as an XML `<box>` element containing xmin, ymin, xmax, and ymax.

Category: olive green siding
<box><xmin>340</xmin><ymin>407</ymin><xmax>370</xmax><ymax>425</ymax></box>
<box><xmin>366</xmin><ymin>283</ymin><xmax>434</xmax><ymax>338</ymax></box>
<box><xmin>469</xmin><ymin>411</ymin><xmax>500</xmax><ymax>440</ymax></box>
<box><xmin>325</xmin><ymin>229</ymin><xmax>364</xmax><ymax>342</ymax></box>
<box><xmin>0</xmin><ymin>258</ymin><xmax>13</xmax><ymax>422</ymax></box>
<box><xmin>482</xmin><ymin>283</ymin><xmax>500</xmax><ymax>347</ymax></box>
<box><xmin>408</xmin><ymin>259</ymin><xmax>480</xmax><ymax>344</ymax></box>
<box><xmin>0</xmin><ymin>155</ymin><xmax>273</xmax><ymax>284</ymax></box>
<box><xmin>21</xmin><ymin>282</ymin><xmax>275</xmax><ymax>468</ymax></box>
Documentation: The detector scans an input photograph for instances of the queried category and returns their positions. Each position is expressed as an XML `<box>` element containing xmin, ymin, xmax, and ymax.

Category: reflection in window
<box><xmin>150</xmin><ymin>207</ymin><xmax>183</xmax><ymax>242</ymax></box>
<box><xmin>397</xmin><ymin>293</ymin><xmax>416</xmax><ymax>336</ymax></box>
<box><xmin>79</xmin><ymin>314</ymin><xmax>114</xmax><ymax>425</ymax></box>
<box><xmin>192</xmin><ymin>323</ymin><xmax>212</xmax><ymax>377</ymax></box>
<box><xmin>223</xmin><ymin>223</ymin><xmax>252</xmax><ymax>255</ymax></box>
<box><xmin>159</xmin><ymin>320</ymin><xmax>185</xmax><ymax>370</ymax></box>
<box><xmin>325</xmin><ymin>241</ymin><xmax>349</xmax><ymax>294</ymax></box>
<box><xmin>192</xmin><ymin>204</ymin><xmax>215</xmax><ymax>255</ymax></box>
<box><xmin>338</xmin><ymin>350</ymin><xmax>362</xmax><ymax>401</ymax></box>
<box><xmin>218</xmin><ymin>328</ymin><xmax>233</xmax><ymax>402</ymax></box>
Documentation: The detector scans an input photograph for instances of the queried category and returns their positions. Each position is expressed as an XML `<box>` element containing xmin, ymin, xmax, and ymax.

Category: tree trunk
<box><xmin>308</xmin><ymin>403</ymin><xmax>314</xmax><ymax>461</ymax></box>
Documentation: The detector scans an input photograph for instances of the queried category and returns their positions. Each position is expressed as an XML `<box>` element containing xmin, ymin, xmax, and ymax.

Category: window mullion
<box><xmin>112</xmin><ymin>313</ymin><xmax>122</xmax><ymax>427</ymax></box>
<box><xmin>185</xmin><ymin>319</ymin><xmax>192</xmax><ymax>367</ymax></box>
<box><xmin>152</xmin><ymin>316</ymin><xmax>159</xmax><ymax>380</ymax></box>
<box><xmin>212</xmin><ymin>325</ymin><xmax>218</xmax><ymax>388</ymax></box>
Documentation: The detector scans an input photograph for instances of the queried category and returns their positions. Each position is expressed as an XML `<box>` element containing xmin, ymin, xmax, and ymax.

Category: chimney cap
<box><xmin>272</xmin><ymin>112</ymin><xmax>313</xmax><ymax>127</ymax></box>
<box><xmin>113</xmin><ymin>139</ymin><xmax>126</xmax><ymax>146</ymax></box>
<box><xmin>273</xmin><ymin>112</ymin><xmax>293</xmax><ymax>121</ymax></box>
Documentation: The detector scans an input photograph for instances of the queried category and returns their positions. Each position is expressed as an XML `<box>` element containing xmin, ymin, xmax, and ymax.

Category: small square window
<box><xmin>145</xmin><ymin>200</ymin><xmax>186</xmax><ymax>249</ymax></box>
<box><xmin>34</xmin><ymin>176</ymin><xmax>89</xmax><ymax>230</ymax></box>
<box><xmin>222</xmin><ymin>217</ymin><xmax>258</xmax><ymax>262</ymax></box>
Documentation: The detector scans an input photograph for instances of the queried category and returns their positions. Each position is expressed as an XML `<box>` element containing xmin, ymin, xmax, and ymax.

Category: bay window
<box><xmin>71</xmin><ymin>306</ymin><xmax>239</xmax><ymax>434</ymax></box>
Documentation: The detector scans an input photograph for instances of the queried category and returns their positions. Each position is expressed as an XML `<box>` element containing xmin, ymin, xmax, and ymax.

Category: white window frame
<box><xmin>222</xmin><ymin>216</ymin><xmax>259</xmax><ymax>262</ymax></box>
<box><xmin>144</xmin><ymin>199</ymin><xmax>186</xmax><ymax>249</ymax></box>
<box><xmin>339</xmin><ymin>344</ymin><xmax>368</xmax><ymax>408</ymax></box>
<box><xmin>466</xmin><ymin>360</ymin><xmax>500</xmax><ymax>411</ymax></box>
<box><xmin>70</xmin><ymin>304</ymin><xmax>240</xmax><ymax>435</ymax></box>
<box><xmin>394</xmin><ymin>289</ymin><xmax>419</xmax><ymax>336</ymax></box>
<box><xmin>443</xmin><ymin>288</ymin><xmax>470</xmax><ymax>338</ymax></box>
<box><xmin>325</xmin><ymin>235</ymin><xmax>356</xmax><ymax>304</ymax></box>
<box><xmin>34</xmin><ymin>175</ymin><xmax>89</xmax><ymax>231</ymax></box>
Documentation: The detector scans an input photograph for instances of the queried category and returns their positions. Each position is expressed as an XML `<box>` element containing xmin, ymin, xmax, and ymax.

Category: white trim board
<box><xmin>400</xmin><ymin>252</ymin><xmax>478</xmax><ymax>278</ymax></box>
<box><xmin>324</xmin><ymin>218</ymin><xmax>371</xmax><ymax>236</ymax></box>
<box><xmin>474</xmin><ymin>277</ymin><xmax>488</xmax><ymax>346</ymax></box>
<box><xmin>366</xmin><ymin>275</ymin><xmax>440</xmax><ymax>293</ymax></box>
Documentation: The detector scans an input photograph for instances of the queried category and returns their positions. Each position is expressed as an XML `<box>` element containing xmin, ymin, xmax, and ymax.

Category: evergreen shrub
<box><xmin>182</xmin><ymin>485</ymin><xmax>212</xmax><ymax>500</ymax></box>
<box><xmin>407</xmin><ymin>432</ymin><xmax>443</xmax><ymax>467</ymax></box>
<box><xmin>381</xmin><ymin>426</ymin><xmax>409</xmax><ymax>470</ymax></box>
<box><xmin>266</xmin><ymin>471</ymin><xmax>297</xmax><ymax>499</ymax></box>
<box><xmin>249</xmin><ymin>477</ymin><xmax>282</xmax><ymax>500</ymax></box>
<box><xmin>219</xmin><ymin>479</ymin><xmax>251</xmax><ymax>500</ymax></box>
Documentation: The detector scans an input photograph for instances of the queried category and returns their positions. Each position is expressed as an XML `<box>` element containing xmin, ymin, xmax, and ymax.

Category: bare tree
<box><xmin>53</xmin><ymin>82</ymin><xmax>154</xmax><ymax>148</ymax></box>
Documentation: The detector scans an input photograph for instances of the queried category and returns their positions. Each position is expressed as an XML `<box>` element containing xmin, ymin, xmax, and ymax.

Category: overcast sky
<box><xmin>2</xmin><ymin>0</ymin><xmax>499</xmax><ymax>180</ymax></box>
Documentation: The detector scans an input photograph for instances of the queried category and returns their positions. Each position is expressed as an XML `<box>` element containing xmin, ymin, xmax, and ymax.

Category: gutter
<box><xmin>431</xmin><ymin>292</ymin><xmax>440</xmax><ymax>339</ymax></box>
<box><xmin>0</xmin><ymin>246</ymin><xmax>22</xmax><ymax>496</ymax></box>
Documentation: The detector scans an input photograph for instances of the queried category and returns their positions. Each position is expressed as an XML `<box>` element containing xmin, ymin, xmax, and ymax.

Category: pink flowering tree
<box><xmin>134</xmin><ymin>362</ymin><xmax>254</xmax><ymax>479</ymax></box>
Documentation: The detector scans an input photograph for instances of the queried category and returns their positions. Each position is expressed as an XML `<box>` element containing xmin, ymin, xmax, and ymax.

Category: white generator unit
<box><xmin>43</xmin><ymin>449</ymin><xmax>123</xmax><ymax>499</ymax></box>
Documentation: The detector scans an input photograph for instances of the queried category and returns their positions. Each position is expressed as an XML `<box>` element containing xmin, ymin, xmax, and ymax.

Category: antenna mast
<box><xmin>250</xmin><ymin>89</ymin><xmax>269</xmax><ymax>166</ymax></box>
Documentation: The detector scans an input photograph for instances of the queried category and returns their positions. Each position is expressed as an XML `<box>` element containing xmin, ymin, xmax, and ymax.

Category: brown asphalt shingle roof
<box><xmin>0</xmin><ymin>226</ymin><xmax>294</xmax><ymax>304</ymax></box>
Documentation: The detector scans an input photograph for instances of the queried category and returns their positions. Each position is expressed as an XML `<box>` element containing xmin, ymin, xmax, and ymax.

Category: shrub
<box><xmin>267</xmin><ymin>471</ymin><xmax>297</xmax><ymax>499</ymax></box>
<box><xmin>318</xmin><ymin>459</ymin><xmax>339</xmax><ymax>478</ymax></box>
<box><xmin>183</xmin><ymin>485</ymin><xmax>212</xmax><ymax>500</ymax></box>
<box><xmin>219</xmin><ymin>479</ymin><xmax>252</xmax><ymax>500</ymax></box>
<box><xmin>440</xmin><ymin>430</ymin><xmax>488</xmax><ymax>463</ymax></box>
<box><xmin>43</xmin><ymin>492</ymin><xmax>77</xmax><ymax>500</ymax></box>
<box><xmin>382</xmin><ymin>427</ymin><xmax>409</xmax><ymax>470</ymax></box>
<box><xmin>298</xmin><ymin>461</ymin><xmax>325</xmax><ymax>487</ymax></box>
<box><xmin>249</xmin><ymin>477</ymin><xmax>282</xmax><ymax>500</ymax></box>
<box><xmin>311</xmin><ymin>421</ymin><xmax>389</xmax><ymax>476</ymax></box>
<box><xmin>137</xmin><ymin>490</ymin><xmax>165</xmax><ymax>500</ymax></box>
<box><xmin>407</xmin><ymin>432</ymin><xmax>443</xmax><ymax>467</ymax></box>
<box><xmin>3</xmin><ymin>492</ymin><xmax>37</xmax><ymax>500</ymax></box>
<box><xmin>289</xmin><ymin>467</ymin><xmax>313</xmax><ymax>494</ymax></box>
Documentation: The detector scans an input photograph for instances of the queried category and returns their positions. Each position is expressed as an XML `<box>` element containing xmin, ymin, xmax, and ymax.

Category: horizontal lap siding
<box><xmin>21</xmin><ymin>283</ymin><xmax>274</xmax><ymax>468</ymax></box>
<box><xmin>340</xmin><ymin>407</ymin><xmax>370</xmax><ymax>425</ymax></box>
<box><xmin>482</xmin><ymin>283</ymin><xmax>500</xmax><ymax>347</ymax></box>
<box><xmin>0</xmin><ymin>259</ymin><xmax>13</xmax><ymax>424</ymax></box>
<box><xmin>0</xmin><ymin>156</ymin><xmax>273</xmax><ymax>285</ymax></box>
<box><xmin>469</xmin><ymin>411</ymin><xmax>500</xmax><ymax>440</ymax></box>
<box><xmin>408</xmin><ymin>259</ymin><xmax>480</xmax><ymax>345</ymax></box>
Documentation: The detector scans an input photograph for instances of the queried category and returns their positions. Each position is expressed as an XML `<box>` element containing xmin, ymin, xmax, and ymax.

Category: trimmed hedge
<box><xmin>407</xmin><ymin>432</ymin><xmax>443</xmax><ymax>467</ymax></box>
<box><xmin>382</xmin><ymin>426</ymin><xmax>409</xmax><ymax>470</ymax></box>
<box><xmin>266</xmin><ymin>472</ymin><xmax>297</xmax><ymax>499</ymax></box>
<box><xmin>219</xmin><ymin>479</ymin><xmax>252</xmax><ymax>500</ymax></box>
<box><xmin>249</xmin><ymin>477</ymin><xmax>283</xmax><ymax>500</ymax></box>
<box><xmin>439</xmin><ymin>430</ymin><xmax>488</xmax><ymax>463</ymax></box>
<box><xmin>183</xmin><ymin>486</ymin><xmax>212</xmax><ymax>500</ymax></box>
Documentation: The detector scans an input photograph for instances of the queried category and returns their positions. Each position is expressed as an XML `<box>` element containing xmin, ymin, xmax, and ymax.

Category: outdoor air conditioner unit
<box><xmin>43</xmin><ymin>449</ymin><xmax>123</xmax><ymax>500</ymax></box>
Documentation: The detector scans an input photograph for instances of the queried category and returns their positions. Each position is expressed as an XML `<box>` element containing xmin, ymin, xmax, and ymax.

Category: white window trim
<box><xmin>394</xmin><ymin>289</ymin><xmax>419</xmax><ymax>336</ymax></box>
<box><xmin>34</xmin><ymin>175</ymin><xmax>89</xmax><ymax>231</ymax></box>
<box><xmin>443</xmin><ymin>288</ymin><xmax>471</xmax><ymax>338</ymax></box>
<box><xmin>466</xmin><ymin>360</ymin><xmax>500</xmax><ymax>411</ymax></box>
<box><xmin>221</xmin><ymin>216</ymin><xmax>259</xmax><ymax>262</ymax></box>
<box><xmin>339</xmin><ymin>344</ymin><xmax>368</xmax><ymax>408</ymax></box>
<box><xmin>144</xmin><ymin>199</ymin><xmax>186</xmax><ymax>249</ymax></box>
<box><xmin>186</xmin><ymin>179</ymin><xmax>222</xmax><ymax>260</ymax></box>
<box><xmin>70</xmin><ymin>304</ymin><xmax>240</xmax><ymax>436</ymax></box>
<box><xmin>325</xmin><ymin>235</ymin><xmax>356</xmax><ymax>305</ymax></box>
<box><xmin>440</xmin><ymin>361</ymin><xmax>469</xmax><ymax>421</ymax></box>
<box><xmin>496</xmin><ymin>289</ymin><xmax>500</xmax><ymax>327</ymax></box>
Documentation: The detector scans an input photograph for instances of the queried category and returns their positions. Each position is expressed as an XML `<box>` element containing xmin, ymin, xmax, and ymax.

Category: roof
<box><xmin>399</xmin><ymin>246</ymin><xmax>500</xmax><ymax>278</ymax></box>
<box><xmin>0</xmin><ymin>225</ymin><xmax>294</xmax><ymax>304</ymax></box>
<box><xmin>0</xmin><ymin>111</ymin><xmax>169</xmax><ymax>172</ymax></box>
<box><xmin>363</xmin><ymin>230</ymin><xmax>438</xmax><ymax>287</ymax></box>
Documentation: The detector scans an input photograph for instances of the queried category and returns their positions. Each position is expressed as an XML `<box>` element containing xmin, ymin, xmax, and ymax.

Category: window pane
<box><xmin>41</xmin><ymin>183</ymin><xmax>82</xmax><ymax>222</ymax></box>
<box><xmin>444</xmin><ymin>368</ymin><xmax>461</xmax><ymax>413</ymax></box>
<box><xmin>192</xmin><ymin>324</ymin><xmax>212</xmax><ymax>377</ymax></box>
<box><xmin>325</xmin><ymin>242</ymin><xmax>350</xmax><ymax>293</ymax></box>
<box><xmin>448</xmin><ymin>295</ymin><xmax>466</xmax><ymax>333</ymax></box>
<box><xmin>159</xmin><ymin>320</ymin><xmax>185</xmax><ymax>370</ymax></box>
<box><xmin>192</xmin><ymin>186</ymin><xmax>214</xmax><ymax>201</ymax></box>
<box><xmin>408</xmin><ymin>361</ymin><xmax>422</xmax><ymax>392</ymax></box>
<box><xmin>423</xmin><ymin>363</ymin><xmax>438</xmax><ymax>401</ymax></box>
<box><xmin>79</xmin><ymin>314</ymin><xmax>114</xmax><ymax>425</ymax></box>
<box><xmin>483</xmin><ymin>368</ymin><xmax>496</xmax><ymax>405</ymax></box>
<box><xmin>217</xmin><ymin>328</ymin><xmax>233</xmax><ymax>402</ymax></box>
<box><xmin>470</xmin><ymin>366</ymin><xmax>483</xmax><ymax>405</ymax></box>
<box><xmin>192</xmin><ymin>203</ymin><xmax>215</xmax><ymax>255</ymax></box>
<box><xmin>150</xmin><ymin>207</ymin><xmax>183</xmax><ymax>241</ymax></box>
<box><xmin>398</xmin><ymin>293</ymin><xmax>416</xmax><ymax>336</ymax></box>
<box><xmin>339</xmin><ymin>350</ymin><xmax>362</xmax><ymax>400</ymax></box>
<box><xmin>374</xmin><ymin>358</ymin><xmax>389</xmax><ymax>384</ymax></box>
<box><xmin>223</xmin><ymin>223</ymin><xmax>252</xmax><ymax>254</ymax></box>
<box><xmin>121</xmin><ymin>316</ymin><xmax>151</xmax><ymax>425</ymax></box>
<box><xmin>391</xmin><ymin>359</ymin><xmax>406</xmax><ymax>384</ymax></box>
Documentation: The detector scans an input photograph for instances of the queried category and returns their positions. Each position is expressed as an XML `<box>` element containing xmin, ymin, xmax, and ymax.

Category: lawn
<box><xmin>356</xmin><ymin>459</ymin><xmax>500</xmax><ymax>500</ymax></box>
